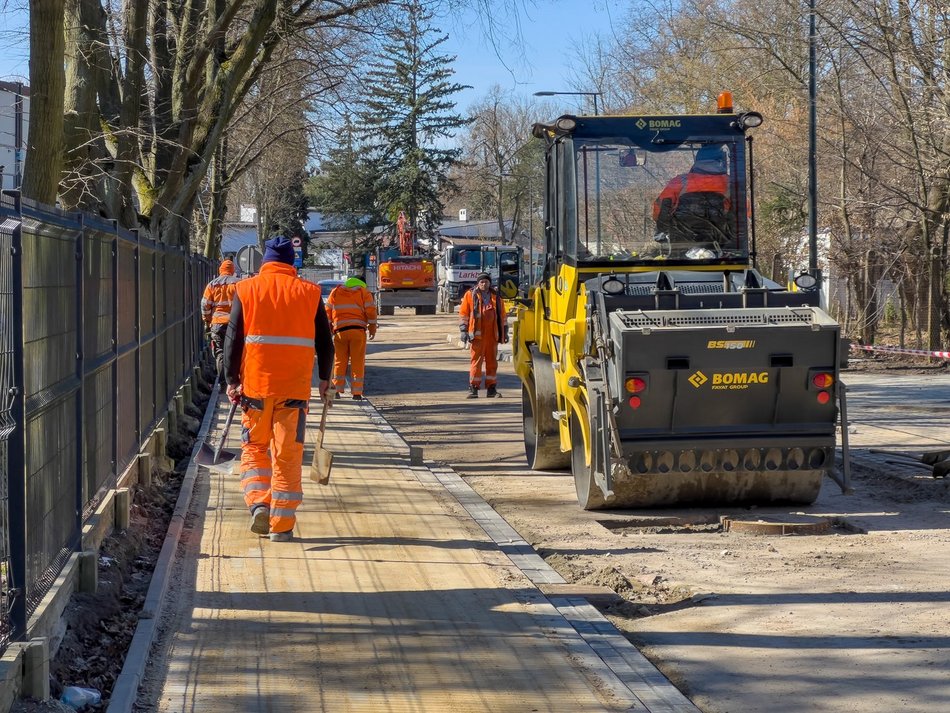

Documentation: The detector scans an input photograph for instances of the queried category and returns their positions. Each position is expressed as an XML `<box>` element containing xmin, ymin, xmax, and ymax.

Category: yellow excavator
<box><xmin>513</xmin><ymin>93</ymin><xmax>845</xmax><ymax>509</ymax></box>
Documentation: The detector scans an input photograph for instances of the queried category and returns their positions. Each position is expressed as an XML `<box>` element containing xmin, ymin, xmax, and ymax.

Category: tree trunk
<box><xmin>860</xmin><ymin>249</ymin><xmax>878</xmax><ymax>346</ymax></box>
<box><xmin>899</xmin><ymin>279</ymin><xmax>907</xmax><ymax>349</ymax></box>
<box><xmin>61</xmin><ymin>0</ymin><xmax>100</xmax><ymax>211</ymax></box>
<box><xmin>22</xmin><ymin>0</ymin><xmax>66</xmax><ymax>204</ymax></box>
<box><xmin>108</xmin><ymin>0</ymin><xmax>148</xmax><ymax>225</ymax></box>
<box><xmin>203</xmin><ymin>141</ymin><xmax>228</xmax><ymax>259</ymax></box>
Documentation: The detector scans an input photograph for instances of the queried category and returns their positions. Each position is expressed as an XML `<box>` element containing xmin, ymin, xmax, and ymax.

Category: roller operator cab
<box><xmin>513</xmin><ymin>99</ymin><xmax>843</xmax><ymax>510</ymax></box>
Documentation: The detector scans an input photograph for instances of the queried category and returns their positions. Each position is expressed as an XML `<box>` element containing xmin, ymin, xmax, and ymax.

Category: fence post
<box><xmin>186</xmin><ymin>254</ymin><xmax>192</xmax><ymax>370</ymax></box>
<box><xmin>151</xmin><ymin>245</ymin><xmax>157</xmax><ymax>427</ymax></box>
<box><xmin>132</xmin><ymin>229</ymin><xmax>141</xmax><ymax>450</ymax></box>
<box><xmin>74</xmin><ymin>213</ymin><xmax>85</xmax><ymax>539</ymax></box>
<box><xmin>111</xmin><ymin>222</ymin><xmax>118</xmax><ymax>487</ymax></box>
<box><xmin>7</xmin><ymin>191</ymin><xmax>27</xmax><ymax>639</ymax></box>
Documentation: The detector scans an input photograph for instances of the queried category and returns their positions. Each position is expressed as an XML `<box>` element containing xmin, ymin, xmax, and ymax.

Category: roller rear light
<box><xmin>812</xmin><ymin>373</ymin><xmax>834</xmax><ymax>388</ymax></box>
<box><xmin>625</xmin><ymin>374</ymin><xmax>648</xmax><ymax>409</ymax></box>
<box><xmin>625</xmin><ymin>377</ymin><xmax>647</xmax><ymax>393</ymax></box>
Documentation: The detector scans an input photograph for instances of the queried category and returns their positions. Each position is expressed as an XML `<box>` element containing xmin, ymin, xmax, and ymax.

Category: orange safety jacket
<box><xmin>225</xmin><ymin>262</ymin><xmax>332</xmax><ymax>400</ymax></box>
<box><xmin>459</xmin><ymin>288</ymin><xmax>507</xmax><ymax>343</ymax></box>
<box><xmin>326</xmin><ymin>285</ymin><xmax>378</xmax><ymax>336</ymax></box>
<box><xmin>201</xmin><ymin>272</ymin><xmax>240</xmax><ymax>325</ymax></box>
<box><xmin>652</xmin><ymin>171</ymin><xmax>730</xmax><ymax>221</ymax></box>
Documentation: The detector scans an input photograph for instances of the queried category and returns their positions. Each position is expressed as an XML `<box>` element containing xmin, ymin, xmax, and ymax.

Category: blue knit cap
<box><xmin>262</xmin><ymin>236</ymin><xmax>295</xmax><ymax>265</ymax></box>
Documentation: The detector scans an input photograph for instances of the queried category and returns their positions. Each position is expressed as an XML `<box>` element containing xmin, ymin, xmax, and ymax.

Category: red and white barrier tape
<box><xmin>851</xmin><ymin>343</ymin><xmax>950</xmax><ymax>359</ymax></box>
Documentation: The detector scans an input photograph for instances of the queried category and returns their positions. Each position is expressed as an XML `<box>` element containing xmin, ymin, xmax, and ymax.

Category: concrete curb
<box><xmin>107</xmin><ymin>382</ymin><xmax>221</xmax><ymax>713</ymax></box>
<box><xmin>363</xmin><ymin>399</ymin><xmax>699</xmax><ymax>713</ymax></box>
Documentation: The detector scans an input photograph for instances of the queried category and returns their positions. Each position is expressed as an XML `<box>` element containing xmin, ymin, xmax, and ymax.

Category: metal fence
<box><xmin>0</xmin><ymin>191</ymin><xmax>211</xmax><ymax>652</ymax></box>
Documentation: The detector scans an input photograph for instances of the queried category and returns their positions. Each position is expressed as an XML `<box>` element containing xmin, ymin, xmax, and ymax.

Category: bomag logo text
<box><xmin>711</xmin><ymin>372</ymin><xmax>769</xmax><ymax>391</ymax></box>
<box><xmin>649</xmin><ymin>119</ymin><xmax>681</xmax><ymax>129</ymax></box>
<box><xmin>689</xmin><ymin>370</ymin><xmax>769</xmax><ymax>390</ymax></box>
<box><xmin>707</xmin><ymin>340</ymin><xmax>756</xmax><ymax>350</ymax></box>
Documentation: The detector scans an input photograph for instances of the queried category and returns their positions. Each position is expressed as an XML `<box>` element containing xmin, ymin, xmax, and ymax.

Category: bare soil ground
<box><xmin>13</xmin><ymin>315</ymin><xmax>950</xmax><ymax>712</ymax></box>
<box><xmin>11</xmin><ymin>364</ymin><xmax>215</xmax><ymax>712</ymax></box>
<box><xmin>366</xmin><ymin>312</ymin><xmax>950</xmax><ymax>713</ymax></box>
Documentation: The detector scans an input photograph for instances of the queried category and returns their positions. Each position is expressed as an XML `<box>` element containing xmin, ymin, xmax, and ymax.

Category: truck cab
<box><xmin>437</xmin><ymin>244</ymin><xmax>523</xmax><ymax>313</ymax></box>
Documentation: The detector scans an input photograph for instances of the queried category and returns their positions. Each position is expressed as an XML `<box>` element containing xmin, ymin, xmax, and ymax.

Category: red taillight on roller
<box><xmin>628</xmin><ymin>396</ymin><xmax>642</xmax><ymax>409</ymax></box>
<box><xmin>812</xmin><ymin>373</ymin><xmax>834</xmax><ymax>388</ymax></box>
<box><xmin>625</xmin><ymin>377</ymin><xmax>647</xmax><ymax>393</ymax></box>
<box><xmin>817</xmin><ymin>391</ymin><xmax>831</xmax><ymax>405</ymax></box>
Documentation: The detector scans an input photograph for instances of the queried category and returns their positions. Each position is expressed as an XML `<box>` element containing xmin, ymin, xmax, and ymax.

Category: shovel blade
<box><xmin>310</xmin><ymin>447</ymin><xmax>333</xmax><ymax>485</ymax></box>
<box><xmin>195</xmin><ymin>441</ymin><xmax>239</xmax><ymax>467</ymax></box>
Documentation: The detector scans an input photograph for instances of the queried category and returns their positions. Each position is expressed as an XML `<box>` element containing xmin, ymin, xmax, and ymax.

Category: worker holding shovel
<box><xmin>223</xmin><ymin>236</ymin><xmax>334</xmax><ymax>542</ymax></box>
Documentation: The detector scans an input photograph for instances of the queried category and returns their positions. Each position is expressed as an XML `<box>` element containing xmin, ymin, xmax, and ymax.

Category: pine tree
<box><xmin>307</xmin><ymin>121</ymin><xmax>384</xmax><ymax>266</ymax></box>
<box><xmin>360</xmin><ymin>0</ymin><xmax>471</xmax><ymax>250</ymax></box>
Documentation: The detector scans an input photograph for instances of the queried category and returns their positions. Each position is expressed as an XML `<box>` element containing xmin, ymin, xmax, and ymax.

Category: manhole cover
<box><xmin>721</xmin><ymin>516</ymin><xmax>831</xmax><ymax>535</ymax></box>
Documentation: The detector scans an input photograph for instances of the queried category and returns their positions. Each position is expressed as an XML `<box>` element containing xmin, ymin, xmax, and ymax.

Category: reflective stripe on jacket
<box><xmin>459</xmin><ymin>288</ymin><xmax>506</xmax><ymax>342</ymax></box>
<box><xmin>234</xmin><ymin>262</ymin><xmax>322</xmax><ymax>399</ymax></box>
<box><xmin>326</xmin><ymin>285</ymin><xmax>378</xmax><ymax>334</ymax></box>
<box><xmin>201</xmin><ymin>274</ymin><xmax>240</xmax><ymax>325</ymax></box>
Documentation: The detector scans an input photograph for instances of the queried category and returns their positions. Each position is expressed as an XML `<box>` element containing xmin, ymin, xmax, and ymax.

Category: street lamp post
<box><xmin>533</xmin><ymin>90</ymin><xmax>604</xmax><ymax>253</ymax></box>
<box><xmin>533</xmin><ymin>90</ymin><xmax>601</xmax><ymax>116</ymax></box>
<box><xmin>807</xmin><ymin>0</ymin><xmax>820</xmax><ymax>296</ymax></box>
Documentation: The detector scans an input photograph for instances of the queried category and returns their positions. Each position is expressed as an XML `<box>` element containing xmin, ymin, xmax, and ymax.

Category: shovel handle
<box><xmin>316</xmin><ymin>396</ymin><xmax>331</xmax><ymax>450</ymax></box>
<box><xmin>213</xmin><ymin>401</ymin><xmax>238</xmax><ymax>462</ymax></box>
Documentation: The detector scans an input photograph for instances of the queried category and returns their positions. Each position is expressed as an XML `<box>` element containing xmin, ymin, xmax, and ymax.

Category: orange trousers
<box><xmin>469</xmin><ymin>337</ymin><xmax>499</xmax><ymax>388</ymax></box>
<box><xmin>332</xmin><ymin>329</ymin><xmax>367</xmax><ymax>396</ymax></box>
<box><xmin>239</xmin><ymin>396</ymin><xmax>308</xmax><ymax>535</ymax></box>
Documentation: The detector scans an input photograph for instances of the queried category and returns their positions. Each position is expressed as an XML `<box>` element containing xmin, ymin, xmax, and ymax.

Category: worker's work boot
<box><xmin>269</xmin><ymin>530</ymin><xmax>293</xmax><ymax>542</ymax></box>
<box><xmin>352</xmin><ymin>394</ymin><xmax>363</xmax><ymax>400</ymax></box>
<box><xmin>486</xmin><ymin>385</ymin><xmax>498</xmax><ymax>398</ymax></box>
<box><xmin>249</xmin><ymin>505</ymin><xmax>269</xmax><ymax>535</ymax></box>
<box><xmin>467</xmin><ymin>385</ymin><xmax>478</xmax><ymax>399</ymax></box>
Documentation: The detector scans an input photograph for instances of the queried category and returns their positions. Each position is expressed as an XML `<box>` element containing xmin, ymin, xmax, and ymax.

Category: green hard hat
<box><xmin>345</xmin><ymin>276</ymin><xmax>367</xmax><ymax>288</ymax></box>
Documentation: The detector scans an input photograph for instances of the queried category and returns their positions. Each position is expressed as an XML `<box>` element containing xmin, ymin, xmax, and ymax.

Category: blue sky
<box><xmin>439</xmin><ymin>0</ymin><xmax>623</xmax><ymax>111</ymax></box>
<box><xmin>0</xmin><ymin>3</ymin><xmax>29</xmax><ymax>82</ymax></box>
<box><xmin>0</xmin><ymin>0</ymin><xmax>622</xmax><ymax>109</ymax></box>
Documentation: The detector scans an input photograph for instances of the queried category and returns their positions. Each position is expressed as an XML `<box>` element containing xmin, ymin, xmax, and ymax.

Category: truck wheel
<box><xmin>416</xmin><ymin>305</ymin><xmax>436</xmax><ymax>315</ymax></box>
<box><xmin>570</xmin><ymin>417</ymin><xmax>606</xmax><ymax>510</ymax></box>
<box><xmin>380</xmin><ymin>305</ymin><xmax>395</xmax><ymax>316</ymax></box>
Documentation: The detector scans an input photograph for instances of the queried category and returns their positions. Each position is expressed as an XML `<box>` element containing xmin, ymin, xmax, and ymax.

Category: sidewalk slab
<box><xmin>141</xmin><ymin>389</ymin><xmax>697</xmax><ymax>712</ymax></box>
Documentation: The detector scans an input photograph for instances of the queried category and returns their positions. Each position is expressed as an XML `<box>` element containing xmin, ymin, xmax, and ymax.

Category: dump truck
<box><xmin>436</xmin><ymin>244</ymin><xmax>523</xmax><ymax>313</ymax></box>
<box><xmin>513</xmin><ymin>93</ymin><xmax>845</xmax><ymax>509</ymax></box>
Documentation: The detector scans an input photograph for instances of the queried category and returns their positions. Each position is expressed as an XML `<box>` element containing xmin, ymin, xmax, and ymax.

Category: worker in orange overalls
<box><xmin>458</xmin><ymin>272</ymin><xmax>508</xmax><ymax>399</ymax></box>
<box><xmin>223</xmin><ymin>236</ymin><xmax>334</xmax><ymax>542</ymax></box>
<box><xmin>326</xmin><ymin>276</ymin><xmax>377</xmax><ymax>400</ymax></box>
<box><xmin>201</xmin><ymin>259</ymin><xmax>239</xmax><ymax>384</ymax></box>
